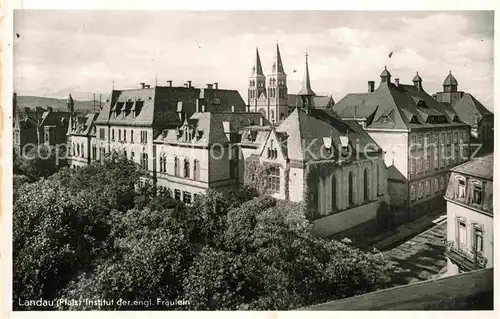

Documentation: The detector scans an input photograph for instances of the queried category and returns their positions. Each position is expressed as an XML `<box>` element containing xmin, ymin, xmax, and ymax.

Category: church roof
<box><xmin>334</xmin><ymin>68</ymin><xmax>467</xmax><ymax>130</ymax></box>
<box><xmin>272</xmin><ymin>43</ymin><xmax>286</xmax><ymax>74</ymax></box>
<box><xmin>452</xmin><ymin>93</ymin><xmax>493</xmax><ymax>126</ymax></box>
<box><xmin>297</xmin><ymin>53</ymin><xmax>316</xmax><ymax>96</ymax></box>
<box><xmin>253</xmin><ymin>47</ymin><xmax>264</xmax><ymax>76</ymax></box>
<box><xmin>412</xmin><ymin>72</ymin><xmax>422</xmax><ymax>82</ymax></box>
<box><xmin>443</xmin><ymin>70</ymin><xmax>458</xmax><ymax>86</ymax></box>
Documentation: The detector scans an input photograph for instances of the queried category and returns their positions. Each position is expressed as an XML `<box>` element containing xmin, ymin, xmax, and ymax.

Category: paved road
<box><xmin>384</xmin><ymin>221</ymin><xmax>447</xmax><ymax>285</ymax></box>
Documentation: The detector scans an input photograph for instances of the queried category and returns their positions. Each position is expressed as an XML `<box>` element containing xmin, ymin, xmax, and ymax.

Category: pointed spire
<box><xmin>298</xmin><ymin>52</ymin><xmax>315</xmax><ymax>96</ymax></box>
<box><xmin>253</xmin><ymin>47</ymin><xmax>264</xmax><ymax>76</ymax></box>
<box><xmin>274</xmin><ymin>42</ymin><xmax>285</xmax><ymax>74</ymax></box>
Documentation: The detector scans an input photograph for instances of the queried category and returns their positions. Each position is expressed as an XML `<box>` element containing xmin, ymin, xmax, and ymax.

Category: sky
<box><xmin>13</xmin><ymin>10</ymin><xmax>494</xmax><ymax>109</ymax></box>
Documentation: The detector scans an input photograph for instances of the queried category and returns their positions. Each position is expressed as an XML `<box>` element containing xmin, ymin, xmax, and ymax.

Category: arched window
<box><xmin>349</xmin><ymin>171</ymin><xmax>355</xmax><ymax>206</ymax></box>
<box><xmin>76</xmin><ymin>144</ymin><xmax>80</xmax><ymax>157</ymax></box>
<box><xmin>111</xmin><ymin>129</ymin><xmax>115</xmax><ymax>141</ymax></box>
<box><xmin>331</xmin><ymin>174</ymin><xmax>337</xmax><ymax>211</ymax></box>
<box><xmin>131</xmin><ymin>130</ymin><xmax>134</xmax><ymax>142</ymax></box>
<box><xmin>184</xmin><ymin>158</ymin><xmax>190</xmax><ymax>178</ymax></box>
<box><xmin>118</xmin><ymin>129</ymin><xmax>121</xmax><ymax>141</ymax></box>
<box><xmin>363</xmin><ymin>169</ymin><xmax>369</xmax><ymax>202</ymax></box>
<box><xmin>124</xmin><ymin>129</ymin><xmax>127</xmax><ymax>141</ymax></box>
<box><xmin>174</xmin><ymin>157</ymin><xmax>179</xmax><ymax>177</ymax></box>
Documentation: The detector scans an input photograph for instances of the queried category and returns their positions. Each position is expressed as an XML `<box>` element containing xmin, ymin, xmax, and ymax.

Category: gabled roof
<box><xmin>334</xmin><ymin>69</ymin><xmax>467</xmax><ymax>130</ymax></box>
<box><xmin>452</xmin><ymin>93</ymin><xmax>493</xmax><ymax>126</ymax></box>
<box><xmin>39</xmin><ymin>110</ymin><xmax>69</xmax><ymax>128</ymax></box>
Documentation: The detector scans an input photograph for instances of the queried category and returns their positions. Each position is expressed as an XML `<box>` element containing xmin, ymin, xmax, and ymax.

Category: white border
<box><xmin>1</xmin><ymin>1</ymin><xmax>499</xmax><ymax>319</ymax></box>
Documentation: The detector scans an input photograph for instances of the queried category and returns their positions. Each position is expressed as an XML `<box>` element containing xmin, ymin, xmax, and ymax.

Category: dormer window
<box><xmin>417</xmin><ymin>100</ymin><xmax>427</xmax><ymax>108</ymax></box>
<box><xmin>456</xmin><ymin>177</ymin><xmax>466</xmax><ymax>199</ymax></box>
<box><xmin>410</xmin><ymin>116</ymin><xmax>420</xmax><ymax>124</ymax></box>
<box><xmin>472</xmin><ymin>180</ymin><xmax>483</xmax><ymax>205</ymax></box>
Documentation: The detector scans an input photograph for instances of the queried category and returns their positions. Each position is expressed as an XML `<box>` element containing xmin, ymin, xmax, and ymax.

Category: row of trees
<box><xmin>13</xmin><ymin>155</ymin><xmax>401</xmax><ymax>310</ymax></box>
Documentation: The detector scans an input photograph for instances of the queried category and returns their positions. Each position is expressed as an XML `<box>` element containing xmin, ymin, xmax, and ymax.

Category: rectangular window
<box><xmin>174</xmin><ymin>157</ymin><xmax>180</xmax><ymax>177</ymax></box>
<box><xmin>184</xmin><ymin>159</ymin><xmax>190</xmax><ymax>178</ymax></box>
<box><xmin>417</xmin><ymin>158</ymin><xmax>422</xmax><ymax>172</ymax></box>
<box><xmin>193</xmin><ymin>160</ymin><xmax>200</xmax><ymax>180</ymax></box>
<box><xmin>472</xmin><ymin>183</ymin><xmax>483</xmax><ymax>205</ymax></box>
<box><xmin>457</xmin><ymin>178</ymin><xmax>466</xmax><ymax>199</ymax></box>
<box><xmin>440</xmin><ymin>176</ymin><xmax>445</xmax><ymax>190</ymax></box>
<box><xmin>411</xmin><ymin>159</ymin><xmax>416</xmax><ymax>174</ymax></box>
<box><xmin>457</xmin><ymin>219</ymin><xmax>467</xmax><ymax>250</ymax></box>
<box><xmin>111</xmin><ymin>129</ymin><xmax>115</xmax><ymax>141</ymax></box>
<box><xmin>425</xmin><ymin>156</ymin><xmax>430</xmax><ymax>171</ymax></box>
<box><xmin>425</xmin><ymin>180</ymin><xmax>430</xmax><ymax>196</ymax></box>
<box><xmin>410</xmin><ymin>184</ymin><xmax>416</xmax><ymax>200</ymax></box>
<box><xmin>174</xmin><ymin>189</ymin><xmax>181</xmax><ymax>200</ymax></box>
<box><xmin>447</xmin><ymin>132</ymin><xmax>452</xmax><ymax>144</ymax></box>
<box><xmin>434</xmin><ymin>178</ymin><xmax>439</xmax><ymax>193</ymax></box>
<box><xmin>453</xmin><ymin>132</ymin><xmax>458</xmax><ymax>143</ymax></box>
<box><xmin>418</xmin><ymin>181</ymin><xmax>423</xmax><ymax>198</ymax></box>
<box><xmin>100</xmin><ymin>128</ymin><xmax>105</xmax><ymax>140</ymax></box>
<box><xmin>473</xmin><ymin>226</ymin><xmax>484</xmax><ymax>253</ymax></box>
<box><xmin>131</xmin><ymin>130</ymin><xmax>134</xmax><ymax>143</ymax></box>
<box><xmin>434</xmin><ymin>151</ymin><xmax>439</xmax><ymax>170</ymax></box>
<box><xmin>193</xmin><ymin>193</ymin><xmax>201</xmax><ymax>203</ymax></box>
<box><xmin>268</xmin><ymin>166</ymin><xmax>280</xmax><ymax>193</ymax></box>
<box><xmin>183</xmin><ymin>191</ymin><xmax>192</xmax><ymax>205</ymax></box>
<box><xmin>411</xmin><ymin>135</ymin><xmax>416</xmax><ymax>148</ymax></box>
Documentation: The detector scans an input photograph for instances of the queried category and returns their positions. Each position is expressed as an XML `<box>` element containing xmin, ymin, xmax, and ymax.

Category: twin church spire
<box><xmin>248</xmin><ymin>44</ymin><xmax>315</xmax><ymax>120</ymax></box>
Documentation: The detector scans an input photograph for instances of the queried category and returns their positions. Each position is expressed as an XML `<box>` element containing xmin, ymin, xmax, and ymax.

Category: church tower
<box><xmin>67</xmin><ymin>93</ymin><xmax>75</xmax><ymax>134</ymax></box>
<box><xmin>248</xmin><ymin>48</ymin><xmax>268</xmax><ymax>115</ymax></box>
<box><xmin>433</xmin><ymin>70</ymin><xmax>464</xmax><ymax>106</ymax></box>
<box><xmin>267</xmin><ymin>43</ymin><xmax>288</xmax><ymax>122</ymax></box>
<box><xmin>297</xmin><ymin>52</ymin><xmax>315</xmax><ymax>114</ymax></box>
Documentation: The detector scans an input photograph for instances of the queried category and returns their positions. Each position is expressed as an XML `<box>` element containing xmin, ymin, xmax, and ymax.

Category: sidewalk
<box><xmin>342</xmin><ymin>209</ymin><xmax>446</xmax><ymax>251</ymax></box>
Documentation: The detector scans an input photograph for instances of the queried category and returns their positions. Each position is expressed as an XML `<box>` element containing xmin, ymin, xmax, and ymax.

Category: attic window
<box><xmin>417</xmin><ymin>100</ymin><xmax>427</xmax><ymax>108</ymax></box>
<box><xmin>410</xmin><ymin>116</ymin><xmax>420</xmax><ymax>124</ymax></box>
<box><xmin>453</xmin><ymin>115</ymin><xmax>461</xmax><ymax>123</ymax></box>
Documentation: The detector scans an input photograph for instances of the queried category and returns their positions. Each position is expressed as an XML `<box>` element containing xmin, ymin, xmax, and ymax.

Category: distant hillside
<box><xmin>17</xmin><ymin>96</ymin><xmax>103</xmax><ymax>113</ymax></box>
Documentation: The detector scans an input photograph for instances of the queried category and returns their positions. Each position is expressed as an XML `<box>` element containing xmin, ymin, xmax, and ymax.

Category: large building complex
<box><xmin>444</xmin><ymin>153</ymin><xmax>493</xmax><ymax>275</ymax></box>
<box><xmin>241</xmin><ymin>55</ymin><xmax>389</xmax><ymax>236</ymax></box>
<box><xmin>333</xmin><ymin>67</ymin><xmax>470</xmax><ymax>222</ymax></box>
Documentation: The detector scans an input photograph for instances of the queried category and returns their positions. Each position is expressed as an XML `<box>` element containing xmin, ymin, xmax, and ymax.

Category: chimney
<box><xmin>187</xmin><ymin>80</ymin><xmax>192</xmax><ymax>88</ymax></box>
<box><xmin>214</xmin><ymin>82</ymin><xmax>218</xmax><ymax>90</ymax></box>
<box><xmin>260</xmin><ymin>116</ymin><xmax>264</xmax><ymax>126</ymax></box>
<box><xmin>46</xmin><ymin>106</ymin><xmax>53</xmax><ymax>113</ymax></box>
<box><xmin>395</xmin><ymin>78</ymin><xmax>400</xmax><ymax>86</ymax></box>
<box><xmin>140</xmin><ymin>82</ymin><xmax>145</xmax><ymax>89</ymax></box>
<box><xmin>231</xmin><ymin>105</ymin><xmax>235</xmax><ymax>112</ymax></box>
<box><xmin>368</xmin><ymin>81</ymin><xmax>375</xmax><ymax>93</ymax></box>
<box><xmin>201</xmin><ymin>104</ymin><xmax>206</xmax><ymax>112</ymax></box>
<box><xmin>167</xmin><ymin>80</ymin><xmax>172</xmax><ymax>87</ymax></box>
<box><xmin>206</xmin><ymin>84</ymin><xmax>214</xmax><ymax>89</ymax></box>
<box><xmin>196</xmin><ymin>99</ymin><xmax>200</xmax><ymax>113</ymax></box>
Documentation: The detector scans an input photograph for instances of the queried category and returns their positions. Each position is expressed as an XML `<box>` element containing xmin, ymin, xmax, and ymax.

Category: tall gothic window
<box><xmin>331</xmin><ymin>175</ymin><xmax>337</xmax><ymax>211</ymax></box>
<box><xmin>348</xmin><ymin>171</ymin><xmax>355</xmax><ymax>206</ymax></box>
<box><xmin>363</xmin><ymin>169</ymin><xmax>369</xmax><ymax>202</ymax></box>
<box><xmin>174</xmin><ymin>157</ymin><xmax>179</xmax><ymax>177</ymax></box>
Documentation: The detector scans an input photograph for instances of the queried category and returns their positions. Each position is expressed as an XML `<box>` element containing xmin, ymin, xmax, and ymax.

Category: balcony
<box><xmin>445</xmin><ymin>240</ymin><xmax>487</xmax><ymax>271</ymax></box>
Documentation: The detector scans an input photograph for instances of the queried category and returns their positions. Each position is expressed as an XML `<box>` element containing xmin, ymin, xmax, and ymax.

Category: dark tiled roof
<box><xmin>270</xmin><ymin>108</ymin><xmax>380</xmax><ymax>162</ymax></box>
<box><xmin>452</xmin><ymin>93</ymin><xmax>493</xmax><ymax>126</ymax></box>
<box><xmin>157</xmin><ymin>111</ymin><xmax>266</xmax><ymax>146</ymax></box>
<box><xmin>287</xmin><ymin>94</ymin><xmax>335</xmax><ymax>109</ymax></box>
<box><xmin>96</xmin><ymin>86</ymin><xmax>246</xmax><ymax>128</ymax></box>
<box><xmin>304</xmin><ymin>268</ymin><xmax>493</xmax><ymax>310</ymax></box>
<box><xmin>450</xmin><ymin>153</ymin><xmax>493</xmax><ymax>180</ymax></box>
<box><xmin>387</xmin><ymin>164</ymin><xmax>406</xmax><ymax>181</ymax></box>
<box><xmin>39</xmin><ymin>111</ymin><xmax>69</xmax><ymax>128</ymax></box>
<box><xmin>334</xmin><ymin>73</ymin><xmax>466</xmax><ymax>130</ymax></box>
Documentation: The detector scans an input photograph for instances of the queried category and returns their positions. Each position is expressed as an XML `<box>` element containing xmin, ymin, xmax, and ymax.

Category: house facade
<box><xmin>154</xmin><ymin>111</ymin><xmax>267</xmax><ymax>204</ymax></box>
<box><xmin>333</xmin><ymin>68</ymin><xmax>470</xmax><ymax>222</ymax></box>
<box><xmin>241</xmin><ymin>55</ymin><xmax>389</xmax><ymax>237</ymax></box>
<box><xmin>444</xmin><ymin>153</ymin><xmax>493</xmax><ymax>275</ymax></box>
<box><xmin>93</xmin><ymin>81</ymin><xmax>247</xmax><ymax>178</ymax></box>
